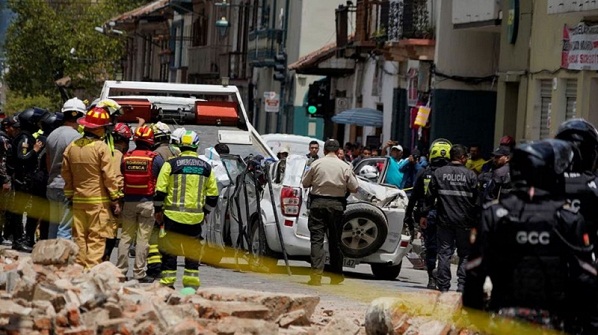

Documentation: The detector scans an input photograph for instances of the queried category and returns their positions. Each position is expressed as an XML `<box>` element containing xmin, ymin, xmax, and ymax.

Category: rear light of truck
<box><xmin>399</xmin><ymin>240</ymin><xmax>410</xmax><ymax>248</ymax></box>
<box><xmin>281</xmin><ymin>186</ymin><xmax>302</xmax><ymax>217</ymax></box>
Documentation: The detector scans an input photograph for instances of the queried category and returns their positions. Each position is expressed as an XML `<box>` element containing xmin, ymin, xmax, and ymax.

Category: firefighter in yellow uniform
<box><xmin>154</xmin><ymin>130</ymin><xmax>218</xmax><ymax>288</ymax></box>
<box><xmin>61</xmin><ymin>107</ymin><xmax>123</xmax><ymax>268</ymax></box>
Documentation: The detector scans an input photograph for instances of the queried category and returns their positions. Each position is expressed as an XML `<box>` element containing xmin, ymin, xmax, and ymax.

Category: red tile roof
<box><xmin>288</xmin><ymin>40</ymin><xmax>338</xmax><ymax>71</ymax></box>
<box><xmin>111</xmin><ymin>0</ymin><xmax>170</xmax><ymax>24</ymax></box>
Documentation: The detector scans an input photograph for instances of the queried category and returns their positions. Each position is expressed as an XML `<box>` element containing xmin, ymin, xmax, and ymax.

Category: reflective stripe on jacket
<box><xmin>155</xmin><ymin>151</ymin><xmax>218</xmax><ymax>224</ymax></box>
<box><xmin>62</xmin><ymin>136</ymin><xmax>123</xmax><ymax>207</ymax></box>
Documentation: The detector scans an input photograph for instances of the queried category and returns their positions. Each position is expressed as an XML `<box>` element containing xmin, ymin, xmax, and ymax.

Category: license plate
<box><xmin>343</xmin><ymin>258</ymin><xmax>356</xmax><ymax>268</ymax></box>
<box><xmin>325</xmin><ymin>256</ymin><xmax>357</xmax><ymax>268</ymax></box>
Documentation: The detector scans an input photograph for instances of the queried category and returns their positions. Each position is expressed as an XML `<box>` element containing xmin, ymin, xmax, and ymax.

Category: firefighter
<box><xmin>154</xmin><ymin>130</ymin><xmax>218</xmax><ymax>289</ymax></box>
<box><xmin>117</xmin><ymin>124</ymin><xmax>164</xmax><ymax>282</ymax></box>
<box><xmin>102</xmin><ymin>123</ymin><xmax>131</xmax><ymax>262</ymax></box>
<box><xmin>62</xmin><ymin>107</ymin><xmax>123</xmax><ymax>268</ymax></box>
<box><xmin>145</xmin><ymin>122</ymin><xmax>181</xmax><ymax>279</ymax></box>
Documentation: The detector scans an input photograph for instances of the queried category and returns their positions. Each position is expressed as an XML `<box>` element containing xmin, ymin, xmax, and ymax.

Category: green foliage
<box><xmin>4</xmin><ymin>90</ymin><xmax>55</xmax><ymax>115</ymax></box>
<box><xmin>4</xmin><ymin>0</ymin><xmax>150</xmax><ymax>103</ymax></box>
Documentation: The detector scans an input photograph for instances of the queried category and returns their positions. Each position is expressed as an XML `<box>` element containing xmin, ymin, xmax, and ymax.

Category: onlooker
<box><xmin>336</xmin><ymin>148</ymin><xmax>347</xmax><ymax>161</ymax></box>
<box><xmin>302</xmin><ymin>139</ymin><xmax>359</xmax><ymax>286</ymax></box>
<box><xmin>307</xmin><ymin>140</ymin><xmax>319</xmax><ymax>165</ymax></box>
<box><xmin>371</xmin><ymin>148</ymin><xmax>380</xmax><ymax>157</ymax></box>
<box><xmin>399</xmin><ymin>148</ymin><xmax>425</xmax><ymax>190</ymax></box>
<box><xmin>275</xmin><ymin>147</ymin><xmax>289</xmax><ymax>183</ymax></box>
<box><xmin>351</xmin><ymin>145</ymin><xmax>363</xmax><ymax>166</ymax></box>
<box><xmin>344</xmin><ymin>142</ymin><xmax>355</xmax><ymax>162</ymax></box>
<box><xmin>421</xmin><ymin>144</ymin><xmax>478</xmax><ymax>292</ymax></box>
<box><xmin>384</xmin><ymin>144</ymin><xmax>408</xmax><ymax>188</ymax></box>
<box><xmin>361</xmin><ymin>147</ymin><xmax>372</xmax><ymax>159</ymax></box>
<box><xmin>465</xmin><ymin>144</ymin><xmax>486</xmax><ymax>175</ymax></box>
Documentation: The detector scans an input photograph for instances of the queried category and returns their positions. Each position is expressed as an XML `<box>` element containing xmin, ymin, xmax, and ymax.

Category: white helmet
<box><xmin>96</xmin><ymin>99</ymin><xmax>122</xmax><ymax>116</ymax></box>
<box><xmin>62</xmin><ymin>98</ymin><xmax>87</xmax><ymax>114</ymax></box>
<box><xmin>359</xmin><ymin>165</ymin><xmax>379</xmax><ymax>180</ymax></box>
<box><xmin>152</xmin><ymin>121</ymin><xmax>172</xmax><ymax>142</ymax></box>
<box><xmin>170</xmin><ymin>127</ymin><xmax>187</xmax><ymax>144</ymax></box>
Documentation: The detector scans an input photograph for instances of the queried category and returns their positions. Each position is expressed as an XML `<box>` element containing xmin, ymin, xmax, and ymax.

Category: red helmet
<box><xmin>133</xmin><ymin>125</ymin><xmax>155</xmax><ymax>146</ymax></box>
<box><xmin>113</xmin><ymin>123</ymin><xmax>132</xmax><ymax>141</ymax></box>
<box><xmin>499</xmin><ymin>135</ymin><xmax>515</xmax><ymax>147</ymax></box>
<box><xmin>77</xmin><ymin>107</ymin><xmax>111</xmax><ymax>129</ymax></box>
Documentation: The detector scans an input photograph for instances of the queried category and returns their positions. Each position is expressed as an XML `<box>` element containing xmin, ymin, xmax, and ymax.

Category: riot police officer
<box><xmin>463</xmin><ymin>139</ymin><xmax>596</xmax><ymax>333</ymax></box>
<box><xmin>555</xmin><ymin>118</ymin><xmax>598</xmax><ymax>333</ymax></box>
<box><xmin>404</xmin><ymin>138</ymin><xmax>452</xmax><ymax>289</ymax></box>
<box><xmin>8</xmin><ymin>108</ymin><xmax>47</xmax><ymax>251</ymax></box>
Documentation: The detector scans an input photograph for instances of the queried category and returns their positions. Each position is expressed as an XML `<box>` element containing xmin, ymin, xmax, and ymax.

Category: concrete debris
<box><xmin>365</xmin><ymin>293</ymin><xmax>467</xmax><ymax>335</ymax></box>
<box><xmin>318</xmin><ymin>317</ymin><xmax>361</xmax><ymax>335</ymax></box>
<box><xmin>0</xmin><ymin>250</ymin><xmax>351</xmax><ymax>335</ymax></box>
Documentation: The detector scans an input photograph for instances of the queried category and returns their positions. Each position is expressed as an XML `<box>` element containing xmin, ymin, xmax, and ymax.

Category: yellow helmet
<box><xmin>429</xmin><ymin>138</ymin><xmax>452</xmax><ymax>162</ymax></box>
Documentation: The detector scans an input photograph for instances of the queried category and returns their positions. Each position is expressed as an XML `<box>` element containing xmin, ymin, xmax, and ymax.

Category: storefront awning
<box><xmin>331</xmin><ymin>108</ymin><xmax>383</xmax><ymax>128</ymax></box>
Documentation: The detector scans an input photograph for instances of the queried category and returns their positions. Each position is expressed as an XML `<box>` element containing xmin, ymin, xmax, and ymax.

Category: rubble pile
<box><xmin>0</xmin><ymin>240</ymin><xmax>362</xmax><ymax>335</ymax></box>
<box><xmin>364</xmin><ymin>292</ymin><xmax>473</xmax><ymax>335</ymax></box>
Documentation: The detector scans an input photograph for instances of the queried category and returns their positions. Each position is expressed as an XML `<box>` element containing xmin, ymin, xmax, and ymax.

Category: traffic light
<box><xmin>273</xmin><ymin>52</ymin><xmax>287</xmax><ymax>82</ymax></box>
<box><xmin>306</xmin><ymin>80</ymin><xmax>330</xmax><ymax>117</ymax></box>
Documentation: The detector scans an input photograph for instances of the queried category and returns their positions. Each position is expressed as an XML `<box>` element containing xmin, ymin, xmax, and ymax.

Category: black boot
<box><xmin>426</xmin><ymin>269</ymin><xmax>437</xmax><ymax>289</ymax></box>
<box><xmin>12</xmin><ymin>238</ymin><xmax>33</xmax><ymax>253</ymax></box>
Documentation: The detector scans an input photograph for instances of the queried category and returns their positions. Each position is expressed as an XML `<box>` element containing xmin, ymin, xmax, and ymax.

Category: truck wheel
<box><xmin>371</xmin><ymin>262</ymin><xmax>402</xmax><ymax>280</ymax></box>
<box><xmin>340</xmin><ymin>203</ymin><xmax>388</xmax><ymax>258</ymax></box>
<box><xmin>249</xmin><ymin>219</ymin><xmax>278</xmax><ymax>273</ymax></box>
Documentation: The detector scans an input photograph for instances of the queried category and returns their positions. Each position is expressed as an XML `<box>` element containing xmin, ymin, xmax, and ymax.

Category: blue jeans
<box><xmin>47</xmin><ymin>188</ymin><xmax>73</xmax><ymax>239</ymax></box>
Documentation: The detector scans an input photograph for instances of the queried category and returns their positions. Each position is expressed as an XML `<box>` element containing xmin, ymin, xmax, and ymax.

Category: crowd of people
<box><xmin>0</xmin><ymin>98</ymin><xmax>220</xmax><ymax>289</ymax></box>
<box><xmin>301</xmin><ymin>121</ymin><xmax>598</xmax><ymax>333</ymax></box>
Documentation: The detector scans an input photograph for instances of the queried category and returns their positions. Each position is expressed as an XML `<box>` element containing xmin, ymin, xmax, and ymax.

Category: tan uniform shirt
<box><xmin>302</xmin><ymin>153</ymin><xmax>359</xmax><ymax>197</ymax></box>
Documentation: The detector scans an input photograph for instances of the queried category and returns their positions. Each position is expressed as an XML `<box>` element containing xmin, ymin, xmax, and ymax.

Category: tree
<box><xmin>4</xmin><ymin>0</ymin><xmax>150</xmax><ymax>108</ymax></box>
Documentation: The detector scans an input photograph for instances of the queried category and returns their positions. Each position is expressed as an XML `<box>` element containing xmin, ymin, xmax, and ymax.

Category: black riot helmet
<box><xmin>18</xmin><ymin>107</ymin><xmax>49</xmax><ymax>132</ymax></box>
<box><xmin>555</xmin><ymin>118</ymin><xmax>598</xmax><ymax>172</ymax></box>
<box><xmin>510</xmin><ymin>139</ymin><xmax>574</xmax><ymax>194</ymax></box>
<box><xmin>40</xmin><ymin>112</ymin><xmax>65</xmax><ymax>135</ymax></box>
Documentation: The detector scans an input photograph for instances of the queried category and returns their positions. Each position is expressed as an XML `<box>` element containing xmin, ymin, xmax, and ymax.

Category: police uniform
<box><xmin>155</xmin><ymin>147</ymin><xmax>218</xmax><ymax>288</ymax></box>
<box><xmin>423</xmin><ymin>157</ymin><xmax>478</xmax><ymax>292</ymax></box>
<box><xmin>405</xmin><ymin>165</ymin><xmax>440</xmax><ymax>287</ymax></box>
<box><xmin>302</xmin><ymin>140</ymin><xmax>359</xmax><ymax>285</ymax></box>
<box><xmin>0</xmin><ymin>128</ymin><xmax>12</xmax><ymax>243</ymax></box>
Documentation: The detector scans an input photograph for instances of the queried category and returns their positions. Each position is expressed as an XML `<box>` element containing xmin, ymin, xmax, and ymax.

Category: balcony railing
<box><xmin>352</xmin><ymin>0</ymin><xmax>433</xmax><ymax>48</ymax></box>
<box><xmin>247</xmin><ymin>28</ymin><xmax>283</xmax><ymax>66</ymax></box>
<box><xmin>187</xmin><ymin>46</ymin><xmax>225</xmax><ymax>78</ymax></box>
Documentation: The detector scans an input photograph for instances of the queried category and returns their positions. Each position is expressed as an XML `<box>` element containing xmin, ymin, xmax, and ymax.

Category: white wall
<box><xmin>434</xmin><ymin>0</ymin><xmax>499</xmax><ymax>91</ymax></box>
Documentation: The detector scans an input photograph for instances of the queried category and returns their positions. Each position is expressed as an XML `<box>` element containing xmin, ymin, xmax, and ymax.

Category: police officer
<box><xmin>11</xmin><ymin>108</ymin><xmax>47</xmax><ymax>251</ymax></box>
<box><xmin>555</xmin><ymin>118</ymin><xmax>598</xmax><ymax>333</ymax></box>
<box><xmin>404</xmin><ymin>138</ymin><xmax>452</xmax><ymax>289</ymax></box>
<box><xmin>0</xmin><ymin>117</ymin><xmax>14</xmax><ymax>244</ymax></box>
<box><xmin>478</xmin><ymin>146</ymin><xmax>512</xmax><ymax>205</ymax></box>
<box><xmin>302</xmin><ymin>139</ymin><xmax>359</xmax><ymax>286</ymax></box>
<box><xmin>155</xmin><ymin>130</ymin><xmax>218</xmax><ymax>289</ymax></box>
<box><xmin>421</xmin><ymin>144</ymin><xmax>478</xmax><ymax>292</ymax></box>
<box><xmin>463</xmin><ymin>139</ymin><xmax>596</xmax><ymax>333</ymax></box>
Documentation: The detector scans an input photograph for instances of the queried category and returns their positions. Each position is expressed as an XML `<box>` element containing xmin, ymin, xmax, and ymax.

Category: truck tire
<box><xmin>371</xmin><ymin>262</ymin><xmax>402</xmax><ymax>280</ymax></box>
<box><xmin>249</xmin><ymin>218</ymin><xmax>278</xmax><ymax>273</ymax></box>
<box><xmin>340</xmin><ymin>203</ymin><xmax>388</xmax><ymax>258</ymax></box>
